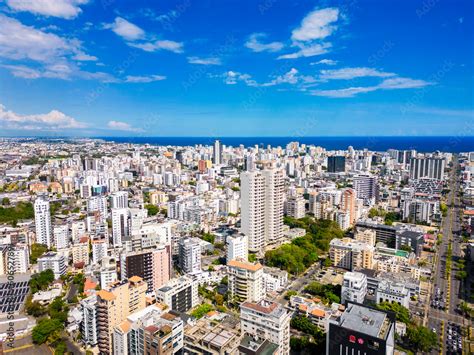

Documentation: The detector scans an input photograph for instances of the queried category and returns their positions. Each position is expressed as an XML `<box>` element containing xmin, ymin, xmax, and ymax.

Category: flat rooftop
<box><xmin>339</xmin><ymin>303</ymin><xmax>392</xmax><ymax>339</ymax></box>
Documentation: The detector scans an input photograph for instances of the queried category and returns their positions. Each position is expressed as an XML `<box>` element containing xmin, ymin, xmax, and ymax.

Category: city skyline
<box><xmin>0</xmin><ymin>0</ymin><xmax>472</xmax><ymax>137</ymax></box>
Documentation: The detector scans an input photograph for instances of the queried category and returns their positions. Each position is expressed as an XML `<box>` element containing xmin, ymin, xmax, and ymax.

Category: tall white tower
<box><xmin>213</xmin><ymin>140</ymin><xmax>222</xmax><ymax>165</ymax></box>
<box><xmin>34</xmin><ymin>197</ymin><xmax>53</xmax><ymax>248</ymax></box>
<box><xmin>241</xmin><ymin>168</ymin><xmax>284</xmax><ymax>254</ymax></box>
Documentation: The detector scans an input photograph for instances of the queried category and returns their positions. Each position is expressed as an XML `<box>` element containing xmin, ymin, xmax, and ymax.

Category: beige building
<box><xmin>149</xmin><ymin>191</ymin><xmax>168</xmax><ymax>205</ymax></box>
<box><xmin>227</xmin><ymin>259</ymin><xmax>265</xmax><ymax>303</ymax></box>
<box><xmin>97</xmin><ymin>276</ymin><xmax>147</xmax><ymax>354</ymax></box>
<box><xmin>354</xmin><ymin>228</ymin><xmax>377</xmax><ymax>246</ymax></box>
<box><xmin>72</xmin><ymin>237</ymin><xmax>89</xmax><ymax>265</ymax></box>
<box><xmin>329</xmin><ymin>238</ymin><xmax>374</xmax><ymax>271</ymax></box>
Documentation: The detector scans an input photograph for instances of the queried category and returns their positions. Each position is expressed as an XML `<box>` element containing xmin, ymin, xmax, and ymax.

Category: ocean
<box><xmin>95</xmin><ymin>136</ymin><xmax>474</xmax><ymax>153</ymax></box>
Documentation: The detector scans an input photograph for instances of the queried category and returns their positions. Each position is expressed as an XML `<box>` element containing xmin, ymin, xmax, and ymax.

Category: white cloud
<box><xmin>72</xmin><ymin>52</ymin><xmax>98</xmax><ymax>61</ymax></box>
<box><xmin>1</xmin><ymin>65</ymin><xmax>42</xmax><ymax>79</ymax></box>
<box><xmin>221</xmin><ymin>71</ymin><xmax>258</xmax><ymax>87</ymax></box>
<box><xmin>311</xmin><ymin>59</ymin><xmax>338</xmax><ymax>65</ymax></box>
<box><xmin>105</xmin><ymin>17</ymin><xmax>145</xmax><ymax>41</ymax></box>
<box><xmin>187</xmin><ymin>56</ymin><xmax>221</xmax><ymax>65</ymax></box>
<box><xmin>6</xmin><ymin>0</ymin><xmax>88</xmax><ymax>19</ymax></box>
<box><xmin>124</xmin><ymin>75</ymin><xmax>166</xmax><ymax>83</ymax></box>
<box><xmin>311</xmin><ymin>76</ymin><xmax>432</xmax><ymax>98</ymax></box>
<box><xmin>107</xmin><ymin>120</ymin><xmax>143</xmax><ymax>132</ymax></box>
<box><xmin>128</xmin><ymin>40</ymin><xmax>183</xmax><ymax>53</ymax></box>
<box><xmin>0</xmin><ymin>103</ymin><xmax>87</xmax><ymax>130</ymax></box>
<box><xmin>278</xmin><ymin>42</ymin><xmax>331</xmax><ymax>59</ymax></box>
<box><xmin>291</xmin><ymin>7</ymin><xmax>340</xmax><ymax>42</ymax></box>
<box><xmin>245</xmin><ymin>33</ymin><xmax>284</xmax><ymax>53</ymax></box>
<box><xmin>319</xmin><ymin>67</ymin><xmax>395</xmax><ymax>80</ymax></box>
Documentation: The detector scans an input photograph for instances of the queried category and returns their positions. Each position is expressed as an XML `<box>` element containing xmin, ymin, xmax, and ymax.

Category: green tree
<box><xmin>406</xmin><ymin>325</ymin><xmax>438</xmax><ymax>353</ymax></box>
<box><xmin>1</xmin><ymin>197</ymin><xmax>10</xmax><ymax>205</ymax></box>
<box><xmin>145</xmin><ymin>204</ymin><xmax>159</xmax><ymax>216</ymax></box>
<box><xmin>32</xmin><ymin>318</ymin><xmax>63</xmax><ymax>344</ymax></box>
<box><xmin>376</xmin><ymin>302</ymin><xmax>410</xmax><ymax>324</ymax></box>
<box><xmin>191</xmin><ymin>303</ymin><xmax>213</xmax><ymax>319</ymax></box>
<box><xmin>30</xmin><ymin>243</ymin><xmax>49</xmax><ymax>263</ymax></box>
<box><xmin>30</xmin><ymin>269</ymin><xmax>55</xmax><ymax>293</ymax></box>
<box><xmin>285</xmin><ymin>290</ymin><xmax>297</xmax><ymax>300</ymax></box>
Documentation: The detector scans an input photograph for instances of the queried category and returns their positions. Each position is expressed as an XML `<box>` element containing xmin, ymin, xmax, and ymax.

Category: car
<box><xmin>432</xmin><ymin>328</ymin><xmax>436</xmax><ymax>333</ymax></box>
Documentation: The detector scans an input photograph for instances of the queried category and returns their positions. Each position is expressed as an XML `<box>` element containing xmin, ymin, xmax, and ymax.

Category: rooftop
<box><xmin>339</xmin><ymin>303</ymin><xmax>393</xmax><ymax>339</ymax></box>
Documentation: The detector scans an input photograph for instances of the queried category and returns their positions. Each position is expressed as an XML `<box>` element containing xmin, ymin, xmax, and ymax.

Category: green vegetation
<box><xmin>231</xmin><ymin>186</ymin><xmax>240</xmax><ymax>192</ymax></box>
<box><xmin>304</xmin><ymin>281</ymin><xmax>341</xmax><ymax>304</ymax></box>
<box><xmin>30</xmin><ymin>269</ymin><xmax>55</xmax><ymax>293</ymax></box>
<box><xmin>1</xmin><ymin>197</ymin><xmax>10</xmax><ymax>205</ymax></box>
<box><xmin>440</xmin><ymin>202</ymin><xmax>448</xmax><ymax>217</ymax></box>
<box><xmin>290</xmin><ymin>316</ymin><xmax>326</xmax><ymax>353</ymax></box>
<box><xmin>25</xmin><ymin>295</ymin><xmax>47</xmax><ymax>317</ymax></box>
<box><xmin>48</xmin><ymin>297</ymin><xmax>69</xmax><ymax>323</ymax></box>
<box><xmin>285</xmin><ymin>290</ymin><xmax>297</xmax><ymax>300</ymax></box>
<box><xmin>144</xmin><ymin>204</ymin><xmax>159</xmax><ymax>216</ymax></box>
<box><xmin>248</xmin><ymin>253</ymin><xmax>257</xmax><ymax>262</ymax></box>
<box><xmin>0</xmin><ymin>201</ymin><xmax>34</xmax><ymax>226</ymax></box>
<box><xmin>376</xmin><ymin>302</ymin><xmax>410</xmax><ymax>324</ymax></box>
<box><xmin>265</xmin><ymin>216</ymin><xmax>343</xmax><ymax>274</ymax></box>
<box><xmin>406</xmin><ymin>325</ymin><xmax>438</xmax><ymax>353</ymax></box>
<box><xmin>384</xmin><ymin>212</ymin><xmax>401</xmax><ymax>225</ymax></box>
<box><xmin>32</xmin><ymin>318</ymin><xmax>63</xmax><ymax>344</ymax></box>
<box><xmin>72</xmin><ymin>273</ymin><xmax>86</xmax><ymax>294</ymax></box>
<box><xmin>202</xmin><ymin>233</ymin><xmax>215</xmax><ymax>244</ymax></box>
<box><xmin>191</xmin><ymin>303</ymin><xmax>214</xmax><ymax>319</ymax></box>
<box><xmin>30</xmin><ymin>243</ymin><xmax>49</xmax><ymax>263</ymax></box>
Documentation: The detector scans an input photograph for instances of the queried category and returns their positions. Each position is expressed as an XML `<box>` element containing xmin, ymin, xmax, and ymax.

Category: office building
<box><xmin>240</xmin><ymin>300</ymin><xmax>291</xmax><ymax>355</ymax></box>
<box><xmin>327</xmin><ymin>156</ymin><xmax>346</xmax><ymax>173</ymax></box>
<box><xmin>326</xmin><ymin>302</ymin><xmax>395</xmax><ymax>355</ymax></box>
<box><xmin>409</xmin><ymin>156</ymin><xmax>445</xmax><ymax>180</ymax></box>
<box><xmin>34</xmin><ymin>197</ymin><xmax>53</xmax><ymax>248</ymax></box>
<box><xmin>227</xmin><ymin>259</ymin><xmax>264</xmax><ymax>302</ymax></box>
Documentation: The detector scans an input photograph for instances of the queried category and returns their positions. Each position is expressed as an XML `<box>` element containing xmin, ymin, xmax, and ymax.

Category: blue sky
<box><xmin>0</xmin><ymin>0</ymin><xmax>472</xmax><ymax>136</ymax></box>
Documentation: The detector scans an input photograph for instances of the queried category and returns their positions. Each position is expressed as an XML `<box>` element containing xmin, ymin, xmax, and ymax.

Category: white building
<box><xmin>111</xmin><ymin>208</ymin><xmax>130</xmax><ymax>247</ymax></box>
<box><xmin>80</xmin><ymin>295</ymin><xmax>98</xmax><ymax>346</ymax></box>
<box><xmin>263</xmin><ymin>267</ymin><xmax>288</xmax><ymax>293</ymax></box>
<box><xmin>34</xmin><ymin>197</ymin><xmax>53</xmax><ymax>248</ymax></box>
<box><xmin>87</xmin><ymin>196</ymin><xmax>108</xmax><ymax>219</ymax></box>
<box><xmin>285</xmin><ymin>196</ymin><xmax>306</xmax><ymax>219</ymax></box>
<box><xmin>376</xmin><ymin>280</ymin><xmax>410</xmax><ymax>308</ymax></box>
<box><xmin>53</xmin><ymin>224</ymin><xmax>70</xmax><ymax>250</ymax></box>
<box><xmin>178</xmin><ymin>237</ymin><xmax>201</xmax><ymax>274</ymax></box>
<box><xmin>156</xmin><ymin>276</ymin><xmax>198</xmax><ymax>312</ymax></box>
<box><xmin>226</xmin><ymin>234</ymin><xmax>248</xmax><ymax>263</ymax></box>
<box><xmin>110</xmin><ymin>191</ymin><xmax>128</xmax><ymax>209</ymax></box>
<box><xmin>240</xmin><ymin>299</ymin><xmax>291</xmax><ymax>355</ymax></box>
<box><xmin>91</xmin><ymin>240</ymin><xmax>108</xmax><ymax>264</ymax></box>
<box><xmin>341</xmin><ymin>272</ymin><xmax>367</xmax><ymax>305</ymax></box>
<box><xmin>241</xmin><ymin>169</ymin><xmax>284</xmax><ymax>254</ymax></box>
<box><xmin>37</xmin><ymin>252</ymin><xmax>67</xmax><ymax>279</ymax></box>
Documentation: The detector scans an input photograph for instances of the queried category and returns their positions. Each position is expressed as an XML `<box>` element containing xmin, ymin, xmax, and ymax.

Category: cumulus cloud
<box><xmin>245</xmin><ymin>33</ymin><xmax>284</xmax><ymax>53</ymax></box>
<box><xmin>187</xmin><ymin>56</ymin><xmax>221</xmax><ymax>65</ymax></box>
<box><xmin>124</xmin><ymin>75</ymin><xmax>166</xmax><ymax>83</ymax></box>
<box><xmin>291</xmin><ymin>7</ymin><xmax>340</xmax><ymax>42</ymax></box>
<box><xmin>104</xmin><ymin>17</ymin><xmax>145</xmax><ymax>41</ymax></box>
<box><xmin>107</xmin><ymin>120</ymin><xmax>144</xmax><ymax>132</ymax></box>
<box><xmin>128</xmin><ymin>39</ymin><xmax>183</xmax><ymax>53</ymax></box>
<box><xmin>277</xmin><ymin>42</ymin><xmax>331</xmax><ymax>59</ymax></box>
<box><xmin>6</xmin><ymin>0</ymin><xmax>89</xmax><ymax>19</ymax></box>
<box><xmin>219</xmin><ymin>71</ymin><xmax>258</xmax><ymax>87</ymax></box>
<box><xmin>0</xmin><ymin>104</ymin><xmax>87</xmax><ymax>130</ymax></box>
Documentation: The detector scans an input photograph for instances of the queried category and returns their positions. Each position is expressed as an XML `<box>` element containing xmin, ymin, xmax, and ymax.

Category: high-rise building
<box><xmin>34</xmin><ymin>197</ymin><xmax>53</xmax><ymax>248</ymax></box>
<box><xmin>37</xmin><ymin>252</ymin><xmax>67</xmax><ymax>279</ymax></box>
<box><xmin>329</xmin><ymin>238</ymin><xmax>374</xmax><ymax>271</ymax></box>
<box><xmin>96</xmin><ymin>277</ymin><xmax>147</xmax><ymax>354</ymax></box>
<box><xmin>341</xmin><ymin>272</ymin><xmax>368</xmax><ymax>305</ymax></box>
<box><xmin>156</xmin><ymin>276</ymin><xmax>198</xmax><ymax>312</ymax></box>
<box><xmin>353</xmin><ymin>175</ymin><xmax>379</xmax><ymax>204</ymax></box>
<box><xmin>213</xmin><ymin>139</ymin><xmax>222</xmax><ymax>165</ymax></box>
<box><xmin>342</xmin><ymin>188</ymin><xmax>356</xmax><ymax>225</ymax></box>
<box><xmin>285</xmin><ymin>195</ymin><xmax>306</xmax><ymax>219</ymax></box>
<box><xmin>409</xmin><ymin>156</ymin><xmax>445</xmax><ymax>180</ymax></box>
<box><xmin>326</xmin><ymin>302</ymin><xmax>395</xmax><ymax>355</ymax></box>
<box><xmin>226</xmin><ymin>233</ymin><xmax>248</xmax><ymax>263</ymax></box>
<box><xmin>120</xmin><ymin>245</ymin><xmax>171</xmax><ymax>293</ymax></box>
<box><xmin>178</xmin><ymin>237</ymin><xmax>201</xmax><ymax>274</ymax></box>
<box><xmin>240</xmin><ymin>300</ymin><xmax>291</xmax><ymax>355</ymax></box>
<box><xmin>327</xmin><ymin>156</ymin><xmax>346</xmax><ymax>173</ymax></box>
<box><xmin>81</xmin><ymin>295</ymin><xmax>98</xmax><ymax>347</ymax></box>
<box><xmin>87</xmin><ymin>196</ymin><xmax>108</xmax><ymax>219</ymax></box>
<box><xmin>53</xmin><ymin>224</ymin><xmax>70</xmax><ymax>250</ymax></box>
<box><xmin>110</xmin><ymin>191</ymin><xmax>128</xmax><ymax>209</ymax></box>
<box><xmin>111</xmin><ymin>208</ymin><xmax>130</xmax><ymax>247</ymax></box>
<box><xmin>241</xmin><ymin>169</ymin><xmax>284</xmax><ymax>254</ymax></box>
<box><xmin>227</xmin><ymin>259</ymin><xmax>265</xmax><ymax>302</ymax></box>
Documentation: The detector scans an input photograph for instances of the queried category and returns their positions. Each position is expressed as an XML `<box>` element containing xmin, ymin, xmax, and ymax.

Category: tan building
<box><xmin>72</xmin><ymin>237</ymin><xmax>89</xmax><ymax>266</ymax></box>
<box><xmin>227</xmin><ymin>259</ymin><xmax>265</xmax><ymax>303</ymax></box>
<box><xmin>354</xmin><ymin>228</ymin><xmax>376</xmax><ymax>246</ymax></box>
<box><xmin>149</xmin><ymin>191</ymin><xmax>168</xmax><ymax>205</ymax></box>
<box><xmin>97</xmin><ymin>277</ymin><xmax>147</xmax><ymax>354</ymax></box>
<box><xmin>342</xmin><ymin>188</ymin><xmax>356</xmax><ymax>225</ymax></box>
<box><xmin>329</xmin><ymin>238</ymin><xmax>374</xmax><ymax>271</ymax></box>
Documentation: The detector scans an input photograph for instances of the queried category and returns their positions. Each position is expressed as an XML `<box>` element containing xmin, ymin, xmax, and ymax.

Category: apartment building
<box><xmin>156</xmin><ymin>276</ymin><xmax>198</xmax><ymax>313</ymax></box>
<box><xmin>227</xmin><ymin>259</ymin><xmax>264</xmax><ymax>303</ymax></box>
<box><xmin>329</xmin><ymin>238</ymin><xmax>374</xmax><ymax>271</ymax></box>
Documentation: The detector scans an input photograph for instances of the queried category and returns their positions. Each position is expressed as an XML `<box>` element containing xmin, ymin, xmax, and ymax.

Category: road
<box><xmin>427</xmin><ymin>156</ymin><xmax>467</xmax><ymax>354</ymax></box>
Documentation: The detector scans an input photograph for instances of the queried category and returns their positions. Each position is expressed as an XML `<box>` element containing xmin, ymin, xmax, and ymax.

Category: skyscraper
<box><xmin>34</xmin><ymin>196</ymin><xmax>53</xmax><ymax>248</ymax></box>
<box><xmin>409</xmin><ymin>156</ymin><xmax>445</xmax><ymax>180</ymax></box>
<box><xmin>342</xmin><ymin>188</ymin><xmax>356</xmax><ymax>225</ymax></box>
<box><xmin>327</xmin><ymin>155</ymin><xmax>346</xmax><ymax>173</ymax></box>
<box><xmin>111</xmin><ymin>208</ymin><xmax>130</xmax><ymax>247</ymax></box>
<box><xmin>241</xmin><ymin>168</ymin><xmax>284</xmax><ymax>254</ymax></box>
<box><xmin>213</xmin><ymin>139</ymin><xmax>222</xmax><ymax>165</ymax></box>
<box><xmin>178</xmin><ymin>237</ymin><xmax>201</xmax><ymax>274</ymax></box>
<box><xmin>353</xmin><ymin>175</ymin><xmax>379</xmax><ymax>204</ymax></box>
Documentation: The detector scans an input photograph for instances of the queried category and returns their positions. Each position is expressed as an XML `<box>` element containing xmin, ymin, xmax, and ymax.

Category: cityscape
<box><xmin>0</xmin><ymin>1</ymin><xmax>473</xmax><ymax>355</ymax></box>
